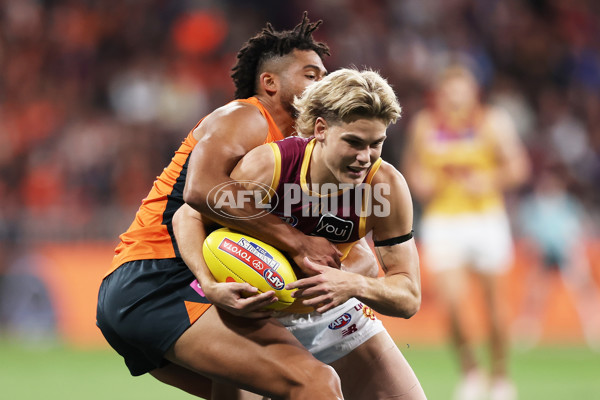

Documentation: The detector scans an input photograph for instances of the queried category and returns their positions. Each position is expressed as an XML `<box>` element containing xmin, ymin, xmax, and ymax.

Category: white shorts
<box><xmin>420</xmin><ymin>210</ymin><xmax>514</xmax><ymax>274</ymax></box>
<box><xmin>275</xmin><ymin>298</ymin><xmax>384</xmax><ymax>364</ymax></box>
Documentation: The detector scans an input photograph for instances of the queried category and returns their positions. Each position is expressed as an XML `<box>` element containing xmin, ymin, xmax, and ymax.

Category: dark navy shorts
<box><xmin>96</xmin><ymin>258</ymin><xmax>212</xmax><ymax>376</ymax></box>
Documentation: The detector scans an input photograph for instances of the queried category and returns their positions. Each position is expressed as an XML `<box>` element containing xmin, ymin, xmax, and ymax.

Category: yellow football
<box><xmin>202</xmin><ymin>227</ymin><xmax>297</xmax><ymax>310</ymax></box>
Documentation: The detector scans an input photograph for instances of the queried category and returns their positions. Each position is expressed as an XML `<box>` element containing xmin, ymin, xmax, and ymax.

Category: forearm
<box><xmin>184</xmin><ymin>166</ymin><xmax>310</xmax><ymax>259</ymax></box>
<box><xmin>186</xmin><ymin>182</ymin><xmax>340</xmax><ymax>270</ymax></box>
<box><xmin>339</xmin><ymin>239</ymin><xmax>418</xmax><ymax>316</ymax></box>
<box><xmin>172</xmin><ymin>205</ymin><xmax>217</xmax><ymax>289</ymax></box>
<box><xmin>353</xmin><ymin>273</ymin><xmax>421</xmax><ymax>318</ymax></box>
<box><xmin>365</xmin><ymin>239</ymin><xmax>422</xmax><ymax>318</ymax></box>
<box><xmin>290</xmin><ymin>251</ymin><xmax>421</xmax><ymax>317</ymax></box>
<box><xmin>191</xmin><ymin>197</ymin><xmax>308</xmax><ymax>256</ymax></box>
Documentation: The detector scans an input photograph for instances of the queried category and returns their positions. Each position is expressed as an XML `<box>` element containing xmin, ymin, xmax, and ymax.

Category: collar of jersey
<box><xmin>300</xmin><ymin>139</ymin><xmax>382</xmax><ymax>198</ymax></box>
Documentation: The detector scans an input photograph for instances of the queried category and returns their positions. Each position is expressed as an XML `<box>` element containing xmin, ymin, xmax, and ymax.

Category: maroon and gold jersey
<box><xmin>267</xmin><ymin>137</ymin><xmax>382</xmax><ymax>256</ymax></box>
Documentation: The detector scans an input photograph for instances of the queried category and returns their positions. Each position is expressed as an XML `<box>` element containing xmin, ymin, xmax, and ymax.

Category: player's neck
<box><xmin>308</xmin><ymin>145</ymin><xmax>340</xmax><ymax>191</ymax></box>
<box><xmin>255</xmin><ymin>95</ymin><xmax>296</xmax><ymax>137</ymax></box>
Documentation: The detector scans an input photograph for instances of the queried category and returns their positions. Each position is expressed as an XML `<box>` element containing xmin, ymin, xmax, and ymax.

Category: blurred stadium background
<box><xmin>0</xmin><ymin>0</ymin><xmax>599</xmax><ymax>399</ymax></box>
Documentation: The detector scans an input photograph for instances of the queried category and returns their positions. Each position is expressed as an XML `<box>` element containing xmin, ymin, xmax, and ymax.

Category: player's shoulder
<box><xmin>479</xmin><ymin>104</ymin><xmax>518</xmax><ymax>139</ymax></box>
<box><xmin>193</xmin><ymin>100</ymin><xmax>268</xmax><ymax>140</ymax></box>
<box><xmin>208</xmin><ymin>100</ymin><xmax>268</xmax><ymax>126</ymax></box>
<box><xmin>275</xmin><ymin>135</ymin><xmax>312</xmax><ymax>150</ymax></box>
<box><xmin>368</xmin><ymin>160</ymin><xmax>413</xmax><ymax>216</ymax></box>
<box><xmin>480</xmin><ymin>104</ymin><xmax>513</xmax><ymax>126</ymax></box>
<box><xmin>241</xmin><ymin>136</ymin><xmax>309</xmax><ymax>172</ymax></box>
<box><xmin>372</xmin><ymin>160</ymin><xmax>408</xmax><ymax>188</ymax></box>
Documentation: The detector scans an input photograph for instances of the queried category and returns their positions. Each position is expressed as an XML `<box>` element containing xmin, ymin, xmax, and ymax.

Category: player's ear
<box><xmin>259</xmin><ymin>72</ymin><xmax>279</xmax><ymax>96</ymax></box>
<box><xmin>314</xmin><ymin>117</ymin><xmax>328</xmax><ymax>141</ymax></box>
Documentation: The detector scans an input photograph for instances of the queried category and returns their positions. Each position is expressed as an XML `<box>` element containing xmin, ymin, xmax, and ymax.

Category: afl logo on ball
<box><xmin>218</xmin><ymin>238</ymin><xmax>286</xmax><ymax>290</ymax></box>
<box><xmin>264</xmin><ymin>268</ymin><xmax>285</xmax><ymax>290</ymax></box>
<box><xmin>328</xmin><ymin>313</ymin><xmax>352</xmax><ymax>330</ymax></box>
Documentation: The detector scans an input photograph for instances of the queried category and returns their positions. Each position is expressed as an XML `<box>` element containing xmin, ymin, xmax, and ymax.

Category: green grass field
<box><xmin>1</xmin><ymin>339</ymin><xmax>599</xmax><ymax>399</ymax></box>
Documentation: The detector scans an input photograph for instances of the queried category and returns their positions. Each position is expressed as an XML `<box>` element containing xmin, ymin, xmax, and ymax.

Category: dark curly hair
<box><xmin>231</xmin><ymin>12</ymin><xmax>330</xmax><ymax>99</ymax></box>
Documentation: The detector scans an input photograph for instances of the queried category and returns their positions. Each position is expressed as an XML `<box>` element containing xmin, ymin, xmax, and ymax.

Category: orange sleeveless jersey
<box><xmin>106</xmin><ymin>97</ymin><xmax>285</xmax><ymax>277</ymax></box>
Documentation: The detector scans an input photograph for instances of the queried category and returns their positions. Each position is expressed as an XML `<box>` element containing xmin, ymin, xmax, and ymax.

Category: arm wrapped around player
<box><xmin>172</xmin><ymin>204</ymin><xmax>278</xmax><ymax>318</ymax></box>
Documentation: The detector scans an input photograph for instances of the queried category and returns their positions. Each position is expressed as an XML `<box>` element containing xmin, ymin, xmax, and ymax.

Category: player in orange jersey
<box><xmin>403</xmin><ymin>64</ymin><xmax>530</xmax><ymax>400</ymax></box>
<box><xmin>97</xmin><ymin>14</ymin><xmax>351</xmax><ymax>399</ymax></box>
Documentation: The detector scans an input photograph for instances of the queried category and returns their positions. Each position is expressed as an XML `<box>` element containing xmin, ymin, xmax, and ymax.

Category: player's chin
<box><xmin>342</xmin><ymin>168</ymin><xmax>367</xmax><ymax>184</ymax></box>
